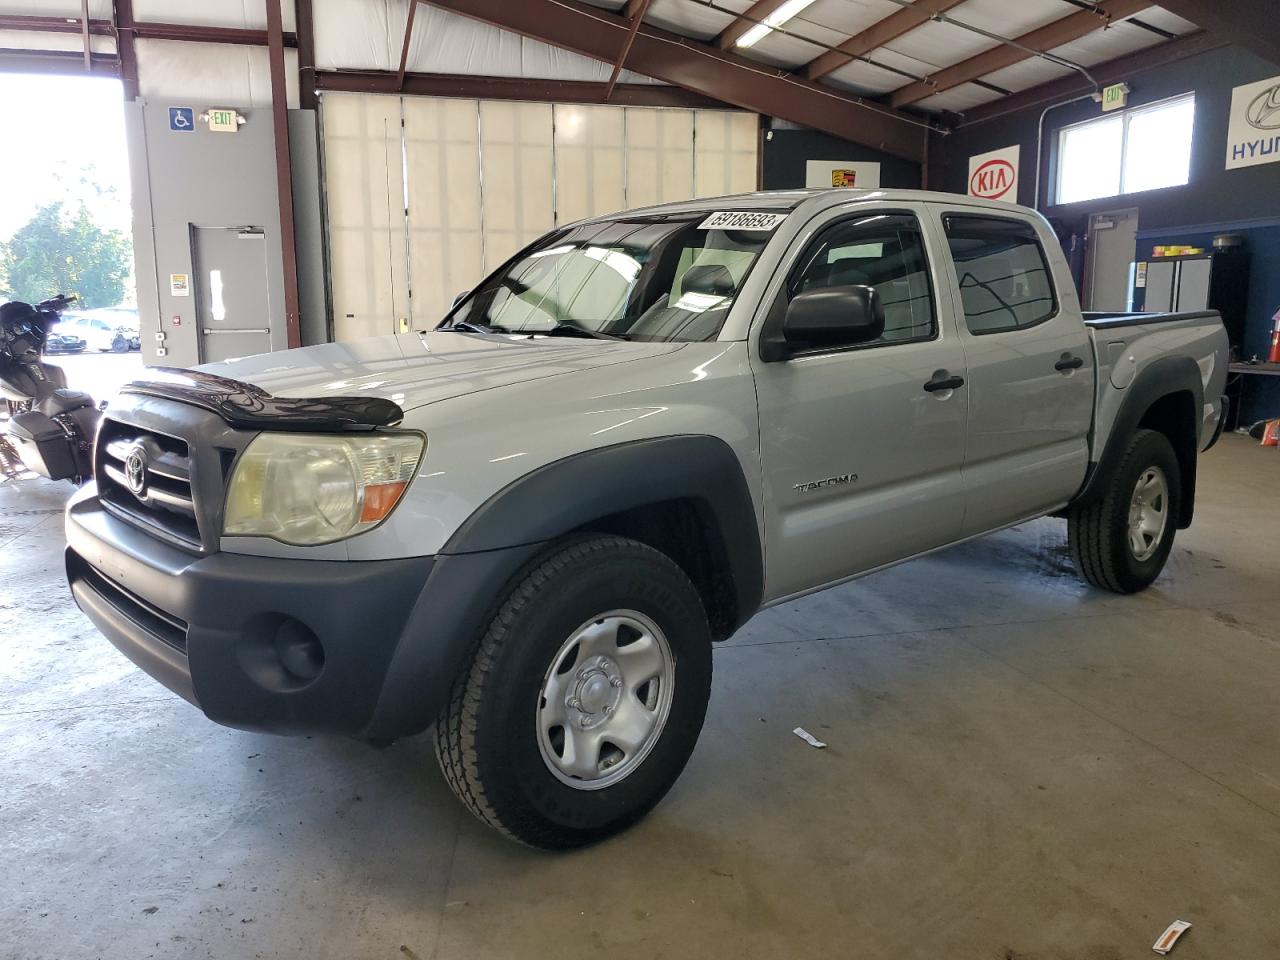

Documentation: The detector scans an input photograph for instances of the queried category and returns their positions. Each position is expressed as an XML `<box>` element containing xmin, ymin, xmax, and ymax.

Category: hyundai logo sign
<box><xmin>1246</xmin><ymin>83</ymin><xmax>1280</xmax><ymax>131</ymax></box>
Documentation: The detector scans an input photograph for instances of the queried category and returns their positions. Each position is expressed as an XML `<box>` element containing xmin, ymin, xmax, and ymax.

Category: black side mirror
<box><xmin>452</xmin><ymin>291</ymin><xmax>470</xmax><ymax>308</ymax></box>
<box><xmin>762</xmin><ymin>285</ymin><xmax>885</xmax><ymax>361</ymax></box>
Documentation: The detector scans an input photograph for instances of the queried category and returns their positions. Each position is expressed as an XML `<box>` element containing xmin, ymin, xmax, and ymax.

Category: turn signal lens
<box><xmin>224</xmin><ymin>432</ymin><xmax>424</xmax><ymax>546</ymax></box>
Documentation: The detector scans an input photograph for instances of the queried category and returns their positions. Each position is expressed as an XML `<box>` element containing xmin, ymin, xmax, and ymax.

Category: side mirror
<box><xmin>452</xmin><ymin>290</ymin><xmax>470</xmax><ymax>308</ymax></box>
<box><xmin>772</xmin><ymin>285</ymin><xmax>885</xmax><ymax>358</ymax></box>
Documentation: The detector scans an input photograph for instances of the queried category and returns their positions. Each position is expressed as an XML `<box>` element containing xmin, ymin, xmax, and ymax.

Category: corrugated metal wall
<box><xmin>322</xmin><ymin>92</ymin><xmax>758</xmax><ymax>341</ymax></box>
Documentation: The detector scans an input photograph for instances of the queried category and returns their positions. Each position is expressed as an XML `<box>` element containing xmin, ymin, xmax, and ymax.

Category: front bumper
<box><xmin>66</xmin><ymin>488</ymin><xmax>435</xmax><ymax>737</ymax></box>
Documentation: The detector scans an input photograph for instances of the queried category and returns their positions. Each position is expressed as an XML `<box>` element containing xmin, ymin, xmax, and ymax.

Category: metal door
<box><xmin>752</xmin><ymin>205</ymin><xmax>969</xmax><ymax>602</ymax></box>
<box><xmin>1084</xmin><ymin>208</ymin><xmax>1139</xmax><ymax>311</ymax></box>
<box><xmin>191</xmin><ymin>226</ymin><xmax>273</xmax><ymax>363</ymax></box>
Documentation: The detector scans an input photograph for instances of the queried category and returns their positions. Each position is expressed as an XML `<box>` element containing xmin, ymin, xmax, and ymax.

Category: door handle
<box><xmin>1055</xmin><ymin>354</ymin><xmax>1085</xmax><ymax>372</ymax></box>
<box><xmin>923</xmin><ymin>374</ymin><xmax>965</xmax><ymax>393</ymax></box>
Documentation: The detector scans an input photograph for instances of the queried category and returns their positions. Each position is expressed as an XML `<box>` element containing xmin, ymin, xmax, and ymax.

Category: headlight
<box><xmin>223</xmin><ymin>432</ymin><xmax>424</xmax><ymax>545</ymax></box>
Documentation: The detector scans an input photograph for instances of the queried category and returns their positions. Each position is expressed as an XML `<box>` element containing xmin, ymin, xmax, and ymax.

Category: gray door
<box><xmin>1084</xmin><ymin>208</ymin><xmax>1139</xmax><ymax>311</ymax></box>
<box><xmin>191</xmin><ymin>226</ymin><xmax>273</xmax><ymax>363</ymax></box>
<box><xmin>752</xmin><ymin>208</ymin><xmax>968</xmax><ymax>601</ymax></box>
<box><xmin>938</xmin><ymin>210</ymin><xmax>1093</xmax><ymax>536</ymax></box>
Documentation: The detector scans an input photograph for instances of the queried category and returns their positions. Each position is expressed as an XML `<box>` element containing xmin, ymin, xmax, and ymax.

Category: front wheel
<box><xmin>434</xmin><ymin>535</ymin><xmax>712</xmax><ymax>849</ymax></box>
<box><xmin>1068</xmin><ymin>428</ymin><xmax>1181</xmax><ymax>593</ymax></box>
<box><xmin>111</xmin><ymin>335</ymin><xmax>129</xmax><ymax>353</ymax></box>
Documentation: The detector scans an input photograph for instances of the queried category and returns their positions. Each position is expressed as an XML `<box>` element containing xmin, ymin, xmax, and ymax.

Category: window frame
<box><xmin>1053</xmin><ymin>92</ymin><xmax>1196</xmax><ymax>206</ymax></box>
<box><xmin>942</xmin><ymin>213</ymin><xmax>1060</xmax><ymax>337</ymax></box>
<box><xmin>770</xmin><ymin>210</ymin><xmax>940</xmax><ymax>358</ymax></box>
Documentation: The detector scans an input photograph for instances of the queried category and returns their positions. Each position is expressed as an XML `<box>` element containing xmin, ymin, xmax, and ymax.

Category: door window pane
<box><xmin>791</xmin><ymin>215</ymin><xmax>934</xmax><ymax>345</ymax></box>
<box><xmin>944</xmin><ymin>216</ymin><xmax>1057</xmax><ymax>334</ymax></box>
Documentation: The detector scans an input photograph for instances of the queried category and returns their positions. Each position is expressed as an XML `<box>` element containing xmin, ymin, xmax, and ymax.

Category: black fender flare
<box><xmin>1071</xmin><ymin>355</ymin><xmax>1204</xmax><ymax>527</ymax></box>
<box><xmin>363</xmin><ymin>435</ymin><xmax>764</xmax><ymax>740</ymax></box>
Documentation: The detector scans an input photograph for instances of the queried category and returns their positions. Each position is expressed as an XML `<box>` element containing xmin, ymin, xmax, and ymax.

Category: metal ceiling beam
<box><xmin>420</xmin><ymin>0</ymin><xmax>932</xmax><ymax>161</ymax></box>
<box><xmin>113</xmin><ymin>0</ymin><xmax>138</xmax><ymax>99</ymax></box>
<box><xmin>266</xmin><ymin>0</ymin><xmax>302</xmax><ymax>350</ymax></box>
<box><xmin>605</xmin><ymin>0</ymin><xmax>652</xmax><ymax>100</ymax></box>
<box><xmin>296</xmin><ymin>0</ymin><xmax>317</xmax><ymax>109</ymax></box>
<box><xmin>0</xmin><ymin>47</ymin><xmax>119</xmax><ymax>77</ymax></box>
<box><xmin>713</xmin><ymin>0</ymin><xmax>791</xmax><ymax>51</ymax></box>
<box><xmin>887</xmin><ymin>0</ymin><xmax>1150</xmax><ymax>107</ymax></box>
<box><xmin>315</xmin><ymin>69</ymin><xmax>732</xmax><ymax>109</ymax></box>
<box><xmin>805</xmin><ymin>0</ymin><xmax>968</xmax><ymax>80</ymax></box>
<box><xmin>1151</xmin><ymin>0</ymin><xmax>1280</xmax><ymax>66</ymax></box>
<box><xmin>80</xmin><ymin>0</ymin><xmax>92</xmax><ymax>72</ymax></box>
<box><xmin>396</xmin><ymin>0</ymin><xmax>420</xmax><ymax>91</ymax></box>
<box><xmin>956</xmin><ymin>29</ymin><xmax>1225</xmax><ymax>126</ymax></box>
<box><xmin>0</xmin><ymin>13</ymin><xmax>296</xmax><ymax>47</ymax></box>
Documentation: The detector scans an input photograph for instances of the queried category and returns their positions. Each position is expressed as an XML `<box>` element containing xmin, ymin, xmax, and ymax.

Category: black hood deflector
<box><xmin>121</xmin><ymin>368</ymin><xmax>404</xmax><ymax>432</ymax></box>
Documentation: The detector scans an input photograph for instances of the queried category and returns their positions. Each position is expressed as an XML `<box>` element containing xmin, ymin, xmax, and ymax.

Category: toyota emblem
<box><xmin>124</xmin><ymin>447</ymin><xmax>148</xmax><ymax>495</ymax></box>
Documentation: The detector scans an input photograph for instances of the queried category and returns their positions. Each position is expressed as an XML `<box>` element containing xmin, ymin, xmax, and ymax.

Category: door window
<box><xmin>943</xmin><ymin>216</ymin><xmax>1057</xmax><ymax>334</ymax></box>
<box><xmin>790</xmin><ymin>214</ymin><xmax>935</xmax><ymax>346</ymax></box>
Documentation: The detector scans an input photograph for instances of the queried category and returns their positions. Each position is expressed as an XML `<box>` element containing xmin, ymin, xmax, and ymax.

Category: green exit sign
<box><xmin>1101</xmin><ymin>82</ymin><xmax>1129</xmax><ymax>112</ymax></box>
<box><xmin>207</xmin><ymin>108</ymin><xmax>241</xmax><ymax>133</ymax></box>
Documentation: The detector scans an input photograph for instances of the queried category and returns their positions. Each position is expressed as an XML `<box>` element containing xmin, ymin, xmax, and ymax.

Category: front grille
<box><xmin>68</xmin><ymin>552</ymin><xmax>189</xmax><ymax>653</ymax></box>
<box><xmin>96</xmin><ymin>418</ymin><xmax>201</xmax><ymax>548</ymax></box>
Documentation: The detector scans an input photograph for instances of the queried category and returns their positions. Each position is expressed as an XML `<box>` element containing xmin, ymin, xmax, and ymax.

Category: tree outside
<box><xmin>1</xmin><ymin>201</ymin><xmax>131</xmax><ymax>308</ymax></box>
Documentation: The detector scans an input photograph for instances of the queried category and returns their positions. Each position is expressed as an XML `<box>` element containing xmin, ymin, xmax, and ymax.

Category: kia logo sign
<box><xmin>1246</xmin><ymin>83</ymin><xmax>1280</xmax><ymax>130</ymax></box>
<box><xmin>970</xmin><ymin>159</ymin><xmax>1015</xmax><ymax>199</ymax></box>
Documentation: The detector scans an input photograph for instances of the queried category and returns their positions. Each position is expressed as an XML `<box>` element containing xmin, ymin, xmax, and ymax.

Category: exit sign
<box><xmin>1101</xmin><ymin>83</ymin><xmax>1129</xmax><ymax>112</ymax></box>
<box><xmin>205</xmin><ymin>108</ymin><xmax>242</xmax><ymax>133</ymax></box>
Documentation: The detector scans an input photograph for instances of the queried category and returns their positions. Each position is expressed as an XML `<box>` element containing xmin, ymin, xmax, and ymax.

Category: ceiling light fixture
<box><xmin>735</xmin><ymin>0</ymin><xmax>820</xmax><ymax>48</ymax></box>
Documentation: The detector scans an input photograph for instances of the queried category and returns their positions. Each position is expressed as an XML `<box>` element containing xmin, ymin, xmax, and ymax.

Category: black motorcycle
<box><xmin>0</xmin><ymin>296</ymin><xmax>102</xmax><ymax>484</ymax></box>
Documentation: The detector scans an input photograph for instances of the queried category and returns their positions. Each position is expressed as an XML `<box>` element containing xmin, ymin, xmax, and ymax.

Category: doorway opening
<box><xmin>0</xmin><ymin>73</ymin><xmax>140</xmax><ymax>402</ymax></box>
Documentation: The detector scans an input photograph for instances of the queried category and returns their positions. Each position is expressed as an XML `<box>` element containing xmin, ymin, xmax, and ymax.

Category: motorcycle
<box><xmin>0</xmin><ymin>295</ymin><xmax>102</xmax><ymax>484</ymax></box>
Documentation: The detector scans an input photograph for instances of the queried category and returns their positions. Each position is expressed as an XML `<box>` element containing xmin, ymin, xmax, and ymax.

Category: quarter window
<box><xmin>944</xmin><ymin>216</ymin><xmax>1057</xmax><ymax>335</ymax></box>
<box><xmin>790</xmin><ymin>214</ymin><xmax>935</xmax><ymax>346</ymax></box>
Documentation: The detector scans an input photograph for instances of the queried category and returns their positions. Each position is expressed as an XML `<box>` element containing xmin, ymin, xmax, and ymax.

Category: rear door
<box><xmin>752</xmin><ymin>205</ymin><xmax>968</xmax><ymax>601</ymax></box>
<box><xmin>933</xmin><ymin>210</ymin><xmax>1093</xmax><ymax>535</ymax></box>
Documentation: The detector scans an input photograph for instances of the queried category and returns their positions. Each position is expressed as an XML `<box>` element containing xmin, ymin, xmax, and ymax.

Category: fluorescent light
<box><xmin>735</xmin><ymin>0</ymin><xmax>819</xmax><ymax>48</ymax></box>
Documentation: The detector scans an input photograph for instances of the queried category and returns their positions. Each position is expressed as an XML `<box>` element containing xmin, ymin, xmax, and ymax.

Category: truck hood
<box><xmin>195</xmin><ymin>332</ymin><xmax>686</xmax><ymax>411</ymax></box>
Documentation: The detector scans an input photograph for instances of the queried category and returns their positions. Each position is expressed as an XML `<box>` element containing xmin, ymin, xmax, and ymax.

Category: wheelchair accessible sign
<box><xmin>169</xmin><ymin>106</ymin><xmax>195</xmax><ymax>132</ymax></box>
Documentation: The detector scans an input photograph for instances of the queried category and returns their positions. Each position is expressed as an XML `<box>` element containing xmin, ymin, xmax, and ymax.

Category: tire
<box><xmin>111</xmin><ymin>335</ymin><xmax>129</xmax><ymax>353</ymax></box>
<box><xmin>434</xmin><ymin>534</ymin><xmax>713</xmax><ymax>849</ymax></box>
<box><xmin>1068</xmin><ymin>428</ymin><xmax>1181</xmax><ymax>594</ymax></box>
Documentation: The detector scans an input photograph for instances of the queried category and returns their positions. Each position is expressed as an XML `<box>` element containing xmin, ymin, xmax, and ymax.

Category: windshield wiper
<box><xmin>440</xmin><ymin>319</ymin><xmax>511</xmax><ymax>335</ymax></box>
<box><xmin>537</xmin><ymin>321</ymin><xmax>628</xmax><ymax>340</ymax></box>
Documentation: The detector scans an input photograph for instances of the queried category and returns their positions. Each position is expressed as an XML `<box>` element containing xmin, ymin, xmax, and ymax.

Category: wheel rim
<box><xmin>1127</xmin><ymin>465</ymin><xmax>1169</xmax><ymax>562</ymax></box>
<box><xmin>535</xmin><ymin>610</ymin><xmax>674</xmax><ymax>791</ymax></box>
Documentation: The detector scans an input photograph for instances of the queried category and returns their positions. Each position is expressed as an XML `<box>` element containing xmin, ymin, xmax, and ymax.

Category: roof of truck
<box><xmin>608</xmin><ymin>188</ymin><xmax>1042</xmax><ymax>222</ymax></box>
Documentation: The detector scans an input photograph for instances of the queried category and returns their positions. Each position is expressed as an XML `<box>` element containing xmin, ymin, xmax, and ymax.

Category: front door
<box><xmin>935</xmin><ymin>211</ymin><xmax>1093</xmax><ymax>536</ymax></box>
<box><xmin>191</xmin><ymin>226</ymin><xmax>273</xmax><ymax>363</ymax></box>
<box><xmin>753</xmin><ymin>208</ymin><xmax>968</xmax><ymax>602</ymax></box>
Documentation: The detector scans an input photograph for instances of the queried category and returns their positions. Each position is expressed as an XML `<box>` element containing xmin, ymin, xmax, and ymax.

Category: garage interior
<box><xmin>2</xmin><ymin>0</ymin><xmax>1279</xmax><ymax>957</ymax></box>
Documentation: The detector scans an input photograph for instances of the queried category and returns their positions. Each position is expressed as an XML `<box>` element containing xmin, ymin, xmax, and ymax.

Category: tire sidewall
<box><xmin>475</xmin><ymin>541</ymin><xmax>713</xmax><ymax>840</ymax></box>
<box><xmin>1111</xmin><ymin>431</ymin><xmax>1181</xmax><ymax>589</ymax></box>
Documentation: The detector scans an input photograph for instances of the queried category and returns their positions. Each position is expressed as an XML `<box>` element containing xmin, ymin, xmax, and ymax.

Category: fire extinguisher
<box><xmin>1270</xmin><ymin>306</ymin><xmax>1280</xmax><ymax>364</ymax></box>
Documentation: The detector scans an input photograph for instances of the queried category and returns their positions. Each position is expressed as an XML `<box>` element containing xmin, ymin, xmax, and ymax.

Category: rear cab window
<box><xmin>943</xmin><ymin>215</ymin><xmax>1057</xmax><ymax>335</ymax></box>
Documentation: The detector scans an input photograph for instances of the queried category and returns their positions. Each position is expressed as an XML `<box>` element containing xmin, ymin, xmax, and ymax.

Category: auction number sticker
<box><xmin>698</xmin><ymin>211</ymin><xmax>787</xmax><ymax>231</ymax></box>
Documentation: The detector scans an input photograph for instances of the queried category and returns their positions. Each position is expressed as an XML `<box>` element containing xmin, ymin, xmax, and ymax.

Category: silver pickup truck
<box><xmin>65</xmin><ymin>189</ymin><xmax>1228</xmax><ymax>848</ymax></box>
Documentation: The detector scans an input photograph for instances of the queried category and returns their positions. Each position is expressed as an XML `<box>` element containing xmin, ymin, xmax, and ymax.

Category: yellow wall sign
<box><xmin>831</xmin><ymin>169</ymin><xmax>857</xmax><ymax>187</ymax></box>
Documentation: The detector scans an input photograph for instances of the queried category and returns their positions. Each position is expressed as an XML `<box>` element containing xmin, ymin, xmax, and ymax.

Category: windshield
<box><xmin>440</xmin><ymin>212</ymin><xmax>787</xmax><ymax>342</ymax></box>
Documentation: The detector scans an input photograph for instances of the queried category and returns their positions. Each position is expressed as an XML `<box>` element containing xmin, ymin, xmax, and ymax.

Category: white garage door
<box><xmin>321</xmin><ymin>92</ymin><xmax>758</xmax><ymax>341</ymax></box>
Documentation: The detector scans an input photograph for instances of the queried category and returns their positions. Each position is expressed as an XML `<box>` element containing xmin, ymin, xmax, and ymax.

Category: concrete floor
<box><xmin>2</xmin><ymin>435</ymin><xmax>1278</xmax><ymax>960</ymax></box>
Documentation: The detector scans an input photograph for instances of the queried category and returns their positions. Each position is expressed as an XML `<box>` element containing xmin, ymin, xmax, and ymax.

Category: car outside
<box><xmin>55</xmin><ymin>309</ymin><xmax>140</xmax><ymax>353</ymax></box>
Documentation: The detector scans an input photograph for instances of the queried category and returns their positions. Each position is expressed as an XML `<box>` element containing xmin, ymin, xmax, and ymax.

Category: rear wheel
<box><xmin>434</xmin><ymin>535</ymin><xmax>713</xmax><ymax>849</ymax></box>
<box><xmin>1068</xmin><ymin>428</ymin><xmax>1180</xmax><ymax>593</ymax></box>
<box><xmin>111</xmin><ymin>334</ymin><xmax>129</xmax><ymax>353</ymax></box>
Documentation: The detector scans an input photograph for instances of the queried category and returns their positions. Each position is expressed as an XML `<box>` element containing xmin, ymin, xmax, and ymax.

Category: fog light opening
<box><xmin>274</xmin><ymin>618</ymin><xmax>325</xmax><ymax>683</ymax></box>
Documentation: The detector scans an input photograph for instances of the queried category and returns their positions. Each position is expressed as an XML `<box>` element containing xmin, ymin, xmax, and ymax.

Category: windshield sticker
<box><xmin>698</xmin><ymin>211</ymin><xmax>788</xmax><ymax>232</ymax></box>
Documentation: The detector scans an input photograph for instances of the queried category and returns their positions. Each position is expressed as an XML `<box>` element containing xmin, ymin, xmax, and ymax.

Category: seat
<box><xmin>40</xmin><ymin>388</ymin><xmax>93</xmax><ymax>416</ymax></box>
